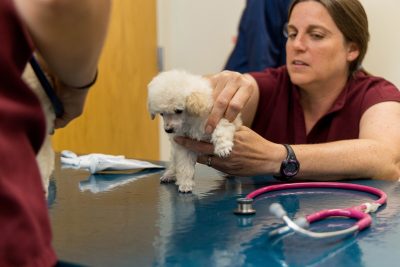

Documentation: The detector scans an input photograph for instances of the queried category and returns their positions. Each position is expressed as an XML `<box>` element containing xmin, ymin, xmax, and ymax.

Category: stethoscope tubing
<box><xmin>244</xmin><ymin>182</ymin><xmax>387</xmax><ymax>238</ymax></box>
<box><xmin>246</xmin><ymin>182</ymin><xmax>387</xmax><ymax>206</ymax></box>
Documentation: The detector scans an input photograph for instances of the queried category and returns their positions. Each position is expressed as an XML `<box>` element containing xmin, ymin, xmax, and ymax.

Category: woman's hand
<box><xmin>14</xmin><ymin>0</ymin><xmax>111</xmax><ymax>87</ymax></box>
<box><xmin>174</xmin><ymin>126</ymin><xmax>285</xmax><ymax>176</ymax></box>
<box><xmin>205</xmin><ymin>71</ymin><xmax>257</xmax><ymax>134</ymax></box>
<box><xmin>53</xmin><ymin>80</ymin><xmax>90</xmax><ymax>129</ymax></box>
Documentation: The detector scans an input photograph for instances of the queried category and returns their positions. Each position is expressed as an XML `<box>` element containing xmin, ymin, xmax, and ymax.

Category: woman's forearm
<box><xmin>293</xmin><ymin>139</ymin><xmax>400</xmax><ymax>181</ymax></box>
<box><xmin>14</xmin><ymin>0</ymin><xmax>112</xmax><ymax>87</ymax></box>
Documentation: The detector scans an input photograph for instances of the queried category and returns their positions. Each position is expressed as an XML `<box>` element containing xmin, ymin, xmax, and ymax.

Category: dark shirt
<box><xmin>0</xmin><ymin>0</ymin><xmax>56</xmax><ymax>266</ymax></box>
<box><xmin>250</xmin><ymin>66</ymin><xmax>400</xmax><ymax>144</ymax></box>
<box><xmin>224</xmin><ymin>0</ymin><xmax>291</xmax><ymax>73</ymax></box>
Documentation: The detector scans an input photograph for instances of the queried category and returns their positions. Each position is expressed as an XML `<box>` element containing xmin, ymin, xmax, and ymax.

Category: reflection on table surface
<box><xmin>49</xmin><ymin>157</ymin><xmax>400</xmax><ymax>267</ymax></box>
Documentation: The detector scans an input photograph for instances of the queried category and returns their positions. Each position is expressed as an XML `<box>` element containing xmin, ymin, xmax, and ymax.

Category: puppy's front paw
<box><xmin>178</xmin><ymin>180</ymin><xmax>194</xmax><ymax>193</ymax></box>
<box><xmin>214</xmin><ymin>140</ymin><xmax>234</xmax><ymax>158</ymax></box>
<box><xmin>160</xmin><ymin>170</ymin><xmax>176</xmax><ymax>183</ymax></box>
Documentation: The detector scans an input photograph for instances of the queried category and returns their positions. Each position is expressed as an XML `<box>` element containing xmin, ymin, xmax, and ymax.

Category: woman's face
<box><xmin>286</xmin><ymin>1</ymin><xmax>359</xmax><ymax>89</ymax></box>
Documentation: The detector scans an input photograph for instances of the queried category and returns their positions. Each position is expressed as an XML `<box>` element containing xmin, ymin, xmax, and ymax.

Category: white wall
<box><xmin>361</xmin><ymin>0</ymin><xmax>400</xmax><ymax>88</ymax></box>
<box><xmin>156</xmin><ymin>1</ymin><xmax>400</xmax><ymax>161</ymax></box>
<box><xmin>156</xmin><ymin>0</ymin><xmax>245</xmax><ymax>160</ymax></box>
<box><xmin>157</xmin><ymin>0</ymin><xmax>245</xmax><ymax>74</ymax></box>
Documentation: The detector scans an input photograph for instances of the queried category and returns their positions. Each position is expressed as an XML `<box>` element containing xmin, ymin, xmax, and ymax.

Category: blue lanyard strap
<box><xmin>29</xmin><ymin>56</ymin><xmax>64</xmax><ymax>118</ymax></box>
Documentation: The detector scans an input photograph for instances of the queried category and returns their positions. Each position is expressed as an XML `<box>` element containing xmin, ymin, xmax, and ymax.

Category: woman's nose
<box><xmin>291</xmin><ymin>34</ymin><xmax>307</xmax><ymax>51</ymax></box>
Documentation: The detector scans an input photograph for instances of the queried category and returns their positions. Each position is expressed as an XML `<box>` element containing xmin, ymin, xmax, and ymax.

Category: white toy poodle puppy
<box><xmin>147</xmin><ymin>69</ymin><xmax>242</xmax><ymax>193</ymax></box>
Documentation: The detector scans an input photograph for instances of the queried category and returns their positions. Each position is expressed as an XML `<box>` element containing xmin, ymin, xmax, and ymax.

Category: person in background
<box><xmin>224</xmin><ymin>0</ymin><xmax>291</xmax><ymax>72</ymax></box>
<box><xmin>0</xmin><ymin>0</ymin><xmax>111</xmax><ymax>266</ymax></box>
<box><xmin>176</xmin><ymin>0</ymin><xmax>400</xmax><ymax>181</ymax></box>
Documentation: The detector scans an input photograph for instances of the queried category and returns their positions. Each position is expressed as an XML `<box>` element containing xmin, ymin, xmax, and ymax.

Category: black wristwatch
<box><xmin>274</xmin><ymin>144</ymin><xmax>300</xmax><ymax>181</ymax></box>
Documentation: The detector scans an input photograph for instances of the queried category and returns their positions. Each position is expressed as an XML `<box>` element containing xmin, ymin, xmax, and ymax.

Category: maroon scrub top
<box><xmin>250</xmin><ymin>66</ymin><xmax>400</xmax><ymax>144</ymax></box>
<box><xmin>0</xmin><ymin>1</ymin><xmax>57</xmax><ymax>266</ymax></box>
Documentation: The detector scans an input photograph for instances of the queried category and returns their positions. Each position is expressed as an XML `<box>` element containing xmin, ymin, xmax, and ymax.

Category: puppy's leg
<box><xmin>36</xmin><ymin>135</ymin><xmax>54</xmax><ymax>197</ymax></box>
<box><xmin>174</xmin><ymin>146</ymin><xmax>197</xmax><ymax>193</ymax></box>
<box><xmin>211</xmin><ymin>118</ymin><xmax>237</xmax><ymax>157</ymax></box>
<box><xmin>161</xmin><ymin>167</ymin><xmax>177</xmax><ymax>183</ymax></box>
<box><xmin>160</xmin><ymin>138</ymin><xmax>177</xmax><ymax>183</ymax></box>
<box><xmin>160</xmin><ymin>143</ymin><xmax>177</xmax><ymax>183</ymax></box>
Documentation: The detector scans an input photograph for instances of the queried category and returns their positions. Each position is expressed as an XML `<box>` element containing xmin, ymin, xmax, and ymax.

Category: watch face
<box><xmin>283</xmin><ymin>159</ymin><xmax>299</xmax><ymax>177</ymax></box>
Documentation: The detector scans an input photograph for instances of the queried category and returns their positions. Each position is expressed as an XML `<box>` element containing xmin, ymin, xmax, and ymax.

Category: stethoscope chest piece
<box><xmin>234</xmin><ymin>198</ymin><xmax>256</xmax><ymax>215</ymax></box>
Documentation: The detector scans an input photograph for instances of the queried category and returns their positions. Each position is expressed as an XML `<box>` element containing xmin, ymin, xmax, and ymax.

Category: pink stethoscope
<box><xmin>234</xmin><ymin>182</ymin><xmax>387</xmax><ymax>239</ymax></box>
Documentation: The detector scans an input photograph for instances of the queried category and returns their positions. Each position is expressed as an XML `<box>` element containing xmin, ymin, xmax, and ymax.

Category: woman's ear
<box><xmin>347</xmin><ymin>42</ymin><xmax>360</xmax><ymax>62</ymax></box>
<box><xmin>186</xmin><ymin>92</ymin><xmax>212</xmax><ymax>117</ymax></box>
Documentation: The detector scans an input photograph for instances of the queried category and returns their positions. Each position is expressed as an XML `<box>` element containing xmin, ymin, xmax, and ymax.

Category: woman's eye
<box><xmin>287</xmin><ymin>32</ymin><xmax>297</xmax><ymax>39</ymax></box>
<box><xmin>310</xmin><ymin>32</ymin><xmax>324</xmax><ymax>40</ymax></box>
<box><xmin>175</xmin><ymin>109</ymin><xmax>183</xmax><ymax>114</ymax></box>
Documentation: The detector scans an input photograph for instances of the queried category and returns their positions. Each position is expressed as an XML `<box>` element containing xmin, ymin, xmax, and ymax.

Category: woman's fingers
<box><xmin>174</xmin><ymin>136</ymin><xmax>214</xmax><ymax>154</ymax></box>
<box><xmin>205</xmin><ymin>71</ymin><xmax>253</xmax><ymax>133</ymax></box>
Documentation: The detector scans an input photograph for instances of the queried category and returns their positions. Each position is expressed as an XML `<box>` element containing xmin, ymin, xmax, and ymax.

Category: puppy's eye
<box><xmin>160</xmin><ymin>113</ymin><xmax>164</xmax><ymax>117</ymax></box>
<box><xmin>175</xmin><ymin>109</ymin><xmax>183</xmax><ymax>114</ymax></box>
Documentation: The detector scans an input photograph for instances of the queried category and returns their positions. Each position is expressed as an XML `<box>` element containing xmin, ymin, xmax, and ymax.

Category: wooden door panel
<box><xmin>52</xmin><ymin>0</ymin><xmax>159</xmax><ymax>160</ymax></box>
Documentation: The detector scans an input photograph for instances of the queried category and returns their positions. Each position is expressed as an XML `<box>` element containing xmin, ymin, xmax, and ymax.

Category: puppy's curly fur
<box><xmin>148</xmin><ymin>70</ymin><xmax>242</xmax><ymax>193</ymax></box>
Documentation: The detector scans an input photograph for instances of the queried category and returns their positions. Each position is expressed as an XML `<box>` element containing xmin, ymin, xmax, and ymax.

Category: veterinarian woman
<box><xmin>0</xmin><ymin>0</ymin><xmax>111</xmax><ymax>266</ymax></box>
<box><xmin>175</xmin><ymin>0</ymin><xmax>400</xmax><ymax>181</ymax></box>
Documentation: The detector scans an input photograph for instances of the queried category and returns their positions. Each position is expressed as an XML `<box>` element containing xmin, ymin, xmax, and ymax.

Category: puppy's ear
<box><xmin>186</xmin><ymin>92</ymin><xmax>212</xmax><ymax>117</ymax></box>
<box><xmin>147</xmin><ymin>100</ymin><xmax>156</xmax><ymax>120</ymax></box>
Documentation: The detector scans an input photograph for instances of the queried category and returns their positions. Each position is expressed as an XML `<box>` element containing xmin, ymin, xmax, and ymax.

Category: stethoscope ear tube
<box><xmin>269</xmin><ymin>203</ymin><xmax>366</xmax><ymax>239</ymax></box>
<box><xmin>269</xmin><ymin>203</ymin><xmax>287</xmax><ymax>218</ymax></box>
<box><xmin>306</xmin><ymin>208</ymin><xmax>373</xmax><ymax>231</ymax></box>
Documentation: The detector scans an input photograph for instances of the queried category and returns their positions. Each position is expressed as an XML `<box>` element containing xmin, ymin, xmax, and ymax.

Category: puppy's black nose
<box><xmin>165</xmin><ymin>128</ymin><xmax>174</xmax><ymax>134</ymax></box>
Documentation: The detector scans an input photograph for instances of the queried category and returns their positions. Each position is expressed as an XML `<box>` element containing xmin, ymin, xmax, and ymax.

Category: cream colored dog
<box><xmin>22</xmin><ymin>63</ymin><xmax>55</xmax><ymax>198</ymax></box>
<box><xmin>147</xmin><ymin>70</ymin><xmax>242</xmax><ymax>193</ymax></box>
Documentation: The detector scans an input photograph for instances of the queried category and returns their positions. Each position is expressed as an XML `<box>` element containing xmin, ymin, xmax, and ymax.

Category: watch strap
<box><xmin>274</xmin><ymin>144</ymin><xmax>300</xmax><ymax>181</ymax></box>
<box><xmin>285</xmin><ymin>144</ymin><xmax>296</xmax><ymax>162</ymax></box>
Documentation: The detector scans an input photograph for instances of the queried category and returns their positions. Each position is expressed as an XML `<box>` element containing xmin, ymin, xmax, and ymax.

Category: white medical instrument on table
<box><xmin>234</xmin><ymin>182</ymin><xmax>387</xmax><ymax>239</ymax></box>
<box><xmin>60</xmin><ymin>150</ymin><xmax>164</xmax><ymax>174</ymax></box>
